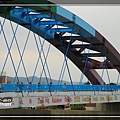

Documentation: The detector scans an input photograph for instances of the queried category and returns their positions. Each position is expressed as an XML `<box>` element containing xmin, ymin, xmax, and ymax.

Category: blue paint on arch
<box><xmin>57</xmin><ymin>6</ymin><xmax>95</xmax><ymax>37</ymax></box>
<box><xmin>10</xmin><ymin>6</ymin><xmax>96</xmax><ymax>38</ymax></box>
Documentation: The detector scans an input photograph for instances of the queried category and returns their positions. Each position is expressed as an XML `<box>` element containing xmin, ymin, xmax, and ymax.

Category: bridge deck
<box><xmin>0</xmin><ymin>91</ymin><xmax>120</xmax><ymax>109</ymax></box>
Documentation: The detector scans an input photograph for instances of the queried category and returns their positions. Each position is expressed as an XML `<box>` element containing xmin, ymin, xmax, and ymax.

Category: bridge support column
<box><xmin>18</xmin><ymin>97</ymin><xmax>22</xmax><ymax>108</ymax></box>
<box><xmin>96</xmin><ymin>102</ymin><xmax>120</xmax><ymax>112</ymax></box>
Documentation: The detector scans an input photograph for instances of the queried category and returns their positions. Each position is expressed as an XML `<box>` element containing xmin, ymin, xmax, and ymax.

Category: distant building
<box><xmin>0</xmin><ymin>72</ymin><xmax>7</xmax><ymax>83</ymax></box>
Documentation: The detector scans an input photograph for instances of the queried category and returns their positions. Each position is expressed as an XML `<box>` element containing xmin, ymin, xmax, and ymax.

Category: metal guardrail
<box><xmin>0</xmin><ymin>84</ymin><xmax>120</xmax><ymax>92</ymax></box>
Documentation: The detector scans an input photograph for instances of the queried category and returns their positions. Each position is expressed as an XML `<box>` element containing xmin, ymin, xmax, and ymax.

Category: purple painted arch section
<box><xmin>95</xmin><ymin>31</ymin><xmax>120</xmax><ymax>70</ymax></box>
<box><xmin>0</xmin><ymin>5</ymin><xmax>120</xmax><ymax>85</ymax></box>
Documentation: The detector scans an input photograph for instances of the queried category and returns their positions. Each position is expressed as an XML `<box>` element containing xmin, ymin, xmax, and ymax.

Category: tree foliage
<box><xmin>71</xmin><ymin>104</ymin><xmax>86</xmax><ymax>110</ymax></box>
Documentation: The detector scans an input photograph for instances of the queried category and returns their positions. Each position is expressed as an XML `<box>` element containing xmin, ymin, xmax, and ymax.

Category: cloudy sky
<box><xmin>0</xmin><ymin>5</ymin><xmax>120</xmax><ymax>84</ymax></box>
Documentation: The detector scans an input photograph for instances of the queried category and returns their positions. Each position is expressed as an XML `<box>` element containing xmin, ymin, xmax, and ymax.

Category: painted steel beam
<box><xmin>71</xmin><ymin>44</ymin><xmax>91</xmax><ymax>48</ymax></box>
<box><xmin>23</xmin><ymin>13</ymin><xmax>51</xmax><ymax>19</ymax></box>
<box><xmin>50</xmin><ymin>28</ymin><xmax>77</xmax><ymax>34</ymax></box>
<box><xmin>62</xmin><ymin>36</ymin><xmax>92</xmax><ymax>43</ymax></box>
<box><xmin>37</xmin><ymin>21</ymin><xmax>63</xmax><ymax>25</ymax></box>
<box><xmin>70</xmin><ymin>44</ymin><xmax>104</xmax><ymax>53</ymax></box>
<box><xmin>88</xmin><ymin>61</ymin><xmax>116</xmax><ymax>69</ymax></box>
<box><xmin>79</xmin><ymin>53</ymin><xmax>104</xmax><ymax>58</ymax></box>
<box><xmin>71</xmin><ymin>43</ymin><xmax>104</xmax><ymax>48</ymax></box>
<box><xmin>2</xmin><ymin>84</ymin><xmax>120</xmax><ymax>92</ymax></box>
<box><xmin>12</xmin><ymin>7</ymin><xmax>36</xmax><ymax>13</ymax></box>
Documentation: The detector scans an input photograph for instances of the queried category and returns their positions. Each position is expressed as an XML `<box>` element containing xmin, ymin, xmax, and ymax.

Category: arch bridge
<box><xmin>0</xmin><ymin>0</ymin><xmax>120</xmax><ymax>108</ymax></box>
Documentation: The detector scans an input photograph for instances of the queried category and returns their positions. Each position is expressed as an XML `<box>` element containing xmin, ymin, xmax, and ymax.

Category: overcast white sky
<box><xmin>0</xmin><ymin>5</ymin><xmax>120</xmax><ymax>84</ymax></box>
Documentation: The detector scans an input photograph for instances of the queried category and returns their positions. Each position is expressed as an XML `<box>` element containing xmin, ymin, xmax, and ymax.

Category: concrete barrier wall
<box><xmin>0</xmin><ymin>109</ymin><xmax>51</xmax><ymax>115</ymax></box>
<box><xmin>0</xmin><ymin>109</ymin><xmax>119</xmax><ymax>115</ymax></box>
<box><xmin>0</xmin><ymin>109</ymin><xmax>120</xmax><ymax>115</ymax></box>
<box><xmin>96</xmin><ymin>102</ymin><xmax>120</xmax><ymax>112</ymax></box>
<box><xmin>0</xmin><ymin>109</ymin><xmax>119</xmax><ymax>120</ymax></box>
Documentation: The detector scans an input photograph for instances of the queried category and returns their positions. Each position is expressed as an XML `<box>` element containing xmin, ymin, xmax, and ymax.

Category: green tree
<box><xmin>71</xmin><ymin>104</ymin><xmax>86</xmax><ymax>110</ymax></box>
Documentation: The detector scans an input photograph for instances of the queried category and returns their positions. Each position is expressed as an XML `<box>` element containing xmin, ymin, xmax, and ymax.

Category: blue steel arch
<box><xmin>0</xmin><ymin>4</ymin><xmax>120</xmax><ymax>85</ymax></box>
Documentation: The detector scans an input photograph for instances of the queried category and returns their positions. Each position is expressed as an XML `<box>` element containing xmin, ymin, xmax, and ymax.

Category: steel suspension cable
<box><xmin>0</xmin><ymin>16</ymin><xmax>21</xmax><ymax>83</ymax></box>
<box><xmin>9</xmin><ymin>20</ymin><xmax>30</xmax><ymax>84</ymax></box>
<box><xmin>79</xmin><ymin>35</ymin><xmax>85</xmax><ymax>85</ymax></box>
<box><xmin>32</xmin><ymin>30</ymin><xmax>52</xmax><ymax>91</ymax></box>
<box><xmin>57</xmin><ymin>32</ymin><xmax>74</xmax><ymax>85</ymax></box>
<box><xmin>38</xmin><ymin>35</ymin><xmax>51</xmax><ymax>84</ymax></box>
<box><xmin>103</xmin><ymin>57</ymin><xmax>112</xmax><ymax>90</ymax></box>
<box><xmin>80</xmin><ymin>36</ymin><xmax>95</xmax><ymax>92</ymax></box>
<box><xmin>79</xmin><ymin>40</ymin><xmax>92</xmax><ymax>85</ymax></box>
<box><xmin>59</xmin><ymin>57</ymin><xmax>68</xmax><ymax>85</ymax></box>
<box><xmin>31</xmin><ymin>32</ymin><xmax>51</xmax><ymax>84</ymax></box>
<box><xmin>55</xmin><ymin>22</ymin><xmax>75</xmax><ymax>94</ymax></box>
<box><xmin>28</xmin><ymin>13</ymin><xmax>53</xmax><ymax>92</ymax></box>
<box><xmin>25</xmin><ymin>7</ymin><xmax>50</xmax><ymax>85</ymax></box>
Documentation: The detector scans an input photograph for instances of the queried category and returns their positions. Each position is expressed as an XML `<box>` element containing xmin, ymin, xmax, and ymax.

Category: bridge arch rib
<box><xmin>0</xmin><ymin>2</ymin><xmax>120</xmax><ymax>85</ymax></box>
